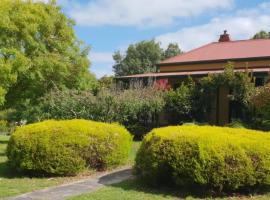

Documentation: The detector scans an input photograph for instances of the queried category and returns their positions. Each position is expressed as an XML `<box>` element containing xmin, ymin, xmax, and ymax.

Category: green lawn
<box><xmin>70</xmin><ymin>179</ymin><xmax>270</xmax><ymax>200</ymax></box>
<box><xmin>127</xmin><ymin>140</ymin><xmax>141</xmax><ymax>165</ymax></box>
<box><xmin>70</xmin><ymin>179</ymin><xmax>179</xmax><ymax>200</ymax></box>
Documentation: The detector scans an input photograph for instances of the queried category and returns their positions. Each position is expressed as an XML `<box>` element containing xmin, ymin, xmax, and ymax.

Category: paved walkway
<box><xmin>6</xmin><ymin>167</ymin><xmax>133</xmax><ymax>200</ymax></box>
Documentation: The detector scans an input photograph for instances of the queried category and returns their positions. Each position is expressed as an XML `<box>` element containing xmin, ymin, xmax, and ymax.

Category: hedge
<box><xmin>7</xmin><ymin>120</ymin><xmax>132</xmax><ymax>176</ymax></box>
<box><xmin>135</xmin><ymin>125</ymin><xmax>270</xmax><ymax>191</ymax></box>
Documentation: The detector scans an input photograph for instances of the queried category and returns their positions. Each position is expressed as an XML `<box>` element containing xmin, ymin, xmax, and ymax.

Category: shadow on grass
<box><xmin>0</xmin><ymin>152</ymin><xmax>6</xmax><ymax>157</ymax></box>
<box><xmin>0</xmin><ymin>161</ymin><xmax>25</xmax><ymax>179</ymax></box>
<box><xmin>0</xmin><ymin>140</ymin><xmax>8</xmax><ymax>145</ymax></box>
<box><xmin>103</xmin><ymin>177</ymin><xmax>270</xmax><ymax>199</ymax></box>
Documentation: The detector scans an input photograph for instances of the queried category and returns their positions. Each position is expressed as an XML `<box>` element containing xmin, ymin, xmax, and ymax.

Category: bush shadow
<box><xmin>102</xmin><ymin>175</ymin><xmax>270</xmax><ymax>199</ymax></box>
<box><xmin>98</xmin><ymin>168</ymin><xmax>133</xmax><ymax>185</ymax></box>
<box><xmin>0</xmin><ymin>140</ymin><xmax>8</xmax><ymax>145</ymax></box>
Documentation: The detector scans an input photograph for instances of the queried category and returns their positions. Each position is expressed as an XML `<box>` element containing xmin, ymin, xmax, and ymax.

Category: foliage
<box><xmin>250</xmin><ymin>83</ymin><xmax>270</xmax><ymax>119</ymax></box>
<box><xmin>195</xmin><ymin>63</ymin><xmax>255</xmax><ymax>121</ymax></box>
<box><xmin>110</xmin><ymin>86</ymin><xmax>165</xmax><ymax>135</ymax></box>
<box><xmin>250</xmin><ymin>83</ymin><xmax>270</xmax><ymax>130</ymax></box>
<box><xmin>92</xmin><ymin>76</ymin><xmax>115</xmax><ymax>94</ymax></box>
<box><xmin>7</xmin><ymin>120</ymin><xmax>132</xmax><ymax>175</ymax></box>
<box><xmin>135</xmin><ymin>125</ymin><xmax>270</xmax><ymax>192</ymax></box>
<box><xmin>98</xmin><ymin>76</ymin><xmax>114</xmax><ymax>89</ymax></box>
<box><xmin>163</xmin><ymin>43</ymin><xmax>182</xmax><ymax>59</ymax></box>
<box><xmin>113</xmin><ymin>41</ymin><xmax>182</xmax><ymax>76</ymax></box>
<box><xmin>253</xmin><ymin>30</ymin><xmax>270</xmax><ymax>39</ymax></box>
<box><xmin>113</xmin><ymin>40</ymin><xmax>163</xmax><ymax>76</ymax></box>
<box><xmin>0</xmin><ymin>0</ymin><xmax>96</xmax><ymax>107</ymax></box>
<box><xmin>164</xmin><ymin>80</ymin><xmax>195</xmax><ymax>124</ymax></box>
<box><xmin>226</xmin><ymin>120</ymin><xmax>246</xmax><ymax>128</ymax></box>
<box><xmin>28</xmin><ymin>86</ymin><xmax>165</xmax><ymax>136</ymax></box>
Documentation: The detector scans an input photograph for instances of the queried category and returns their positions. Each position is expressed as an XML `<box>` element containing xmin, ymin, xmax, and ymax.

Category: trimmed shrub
<box><xmin>7</xmin><ymin>119</ymin><xmax>132</xmax><ymax>176</ymax></box>
<box><xmin>135</xmin><ymin>125</ymin><xmax>270</xmax><ymax>191</ymax></box>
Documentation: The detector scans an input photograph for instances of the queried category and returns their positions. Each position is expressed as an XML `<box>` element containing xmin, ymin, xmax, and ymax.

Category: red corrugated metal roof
<box><xmin>118</xmin><ymin>67</ymin><xmax>270</xmax><ymax>78</ymax></box>
<box><xmin>160</xmin><ymin>39</ymin><xmax>270</xmax><ymax>65</ymax></box>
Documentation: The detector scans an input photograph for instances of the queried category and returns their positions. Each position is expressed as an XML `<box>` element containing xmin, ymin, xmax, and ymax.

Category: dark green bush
<box><xmin>164</xmin><ymin>83</ymin><xmax>194</xmax><ymax>124</ymax></box>
<box><xmin>7</xmin><ymin>120</ymin><xmax>132</xmax><ymax>176</ymax></box>
<box><xmin>135</xmin><ymin>125</ymin><xmax>270</xmax><ymax>191</ymax></box>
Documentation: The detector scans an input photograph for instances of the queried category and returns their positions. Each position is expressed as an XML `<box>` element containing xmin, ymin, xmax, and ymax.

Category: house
<box><xmin>118</xmin><ymin>31</ymin><xmax>270</xmax><ymax>125</ymax></box>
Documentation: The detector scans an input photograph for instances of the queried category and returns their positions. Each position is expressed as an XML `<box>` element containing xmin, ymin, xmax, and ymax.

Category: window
<box><xmin>255</xmin><ymin>77</ymin><xmax>264</xmax><ymax>87</ymax></box>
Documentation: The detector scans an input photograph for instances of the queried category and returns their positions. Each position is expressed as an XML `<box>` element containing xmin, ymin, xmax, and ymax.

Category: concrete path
<box><xmin>6</xmin><ymin>167</ymin><xmax>133</xmax><ymax>200</ymax></box>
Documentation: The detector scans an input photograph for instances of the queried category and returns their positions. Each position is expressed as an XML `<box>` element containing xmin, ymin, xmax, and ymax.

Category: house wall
<box><xmin>159</xmin><ymin>60</ymin><xmax>270</xmax><ymax>72</ymax></box>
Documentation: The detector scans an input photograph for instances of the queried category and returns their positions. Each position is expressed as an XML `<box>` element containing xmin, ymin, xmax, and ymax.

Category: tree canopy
<box><xmin>113</xmin><ymin>40</ymin><xmax>182</xmax><ymax>76</ymax></box>
<box><xmin>253</xmin><ymin>30</ymin><xmax>270</xmax><ymax>39</ymax></box>
<box><xmin>0</xmin><ymin>0</ymin><xmax>96</xmax><ymax>107</ymax></box>
<box><xmin>163</xmin><ymin>43</ymin><xmax>182</xmax><ymax>59</ymax></box>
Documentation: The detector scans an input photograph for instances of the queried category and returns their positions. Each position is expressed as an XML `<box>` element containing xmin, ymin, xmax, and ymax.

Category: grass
<box><xmin>69</xmin><ymin>179</ymin><xmax>178</xmax><ymax>200</ymax></box>
<box><xmin>70</xmin><ymin>178</ymin><xmax>270</xmax><ymax>200</ymax></box>
<box><xmin>127</xmin><ymin>140</ymin><xmax>141</xmax><ymax>165</ymax></box>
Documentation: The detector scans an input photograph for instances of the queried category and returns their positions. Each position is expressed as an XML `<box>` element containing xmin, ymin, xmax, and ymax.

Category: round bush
<box><xmin>135</xmin><ymin>125</ymin><xmax>270</xmax><ymax>191</ymax></box>
<box><xmin>7</xmin><ymin>120</ymin><xmax>132</xmax><ymax>175</ymax></box>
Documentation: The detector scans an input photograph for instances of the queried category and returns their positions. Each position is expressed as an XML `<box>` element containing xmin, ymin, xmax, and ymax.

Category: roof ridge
<box><xmin>212</xmin><ymin>38</ymin><xmax>270</xmax><ymax>44</ymax></box>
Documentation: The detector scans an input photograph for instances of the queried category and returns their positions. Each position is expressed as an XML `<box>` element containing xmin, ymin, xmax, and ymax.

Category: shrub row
<box><xmin>7</xmin><ymin>120</ymin><xmax>132</xmax><ymax>175</ymax></box>
<box><xmin>26</xmin><ymin>87</ymin><xmax>165</xmax><ymax>136</ymax></box>
<box><xmin>135</xmin><ymin>125</ymin><xmax>270</xmax><ymax>191</ymax></box>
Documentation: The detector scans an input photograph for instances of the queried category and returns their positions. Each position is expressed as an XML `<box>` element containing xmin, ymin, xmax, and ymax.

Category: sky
<box><xmin>40</xmin><ymin>0</ymin><xmax>270</xmax><ymax>78</ymax></box>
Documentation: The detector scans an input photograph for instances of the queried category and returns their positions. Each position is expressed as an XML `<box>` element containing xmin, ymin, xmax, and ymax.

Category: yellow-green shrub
<box><xmin>7</xmin><ymin>120</ymin><xmax>132</xmax><ymax>175</ymax></box>
<box><xmin>135</xmin><ymin>125</ymin><xmax>270</xmax><ymax>191</ymax></box>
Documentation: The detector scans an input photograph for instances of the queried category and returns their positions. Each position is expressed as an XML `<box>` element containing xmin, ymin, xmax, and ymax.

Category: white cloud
<box><xmin>156</xmin><ymin>2</ymin><xmax>270</xmax><ymax>51</ymax></box>
<box><xmin>90</xmin><ymin>52</ymin><xmax>113</xmax><ymax>63</ymax></box>
<box><xmin>89</xmin><ymin>52</ymin><xmax>114</xmax><ymax>78</ymax></box>
<box><xmin>69</xmin><ymin>0</ymin><xmax>233</xmax><ymax>27</ymax></box>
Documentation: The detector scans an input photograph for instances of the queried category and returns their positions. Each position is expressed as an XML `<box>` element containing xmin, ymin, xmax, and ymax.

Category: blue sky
<box><xmin>42</xmin><ymin>0</ymin><xmax>270</xmax><ymax>78</ymax></box>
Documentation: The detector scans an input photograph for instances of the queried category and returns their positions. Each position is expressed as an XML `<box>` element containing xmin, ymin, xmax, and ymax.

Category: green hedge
<box><xmin>135</xmin><ymin>125</ymin><xmax>270</xmax><ymax>191</ymax></box>
<box><xmin>7</xmin><ymin>120</ymin><xmax>132</xmax><ymax>176</ymax></box>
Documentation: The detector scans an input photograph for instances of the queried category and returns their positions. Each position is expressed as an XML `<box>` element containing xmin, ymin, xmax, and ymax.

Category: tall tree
<box><xmin>113</xmin><ymin>40</ymin><xmax>163</xmax><ymax>76</ymax></box>
<box><xmin>253</xmin><ymin>30</ymin><xmax>270</xmax><ymax>39</ymax></box>
<box><xmin>0</xmin><ymin>0</ymin><xmax>96</xmax><ymax>107</ymax></box>
<box><xmin>163</xmin><ymin>43</ymin><xmax>182</xmax><ymax>59</ymax></box>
